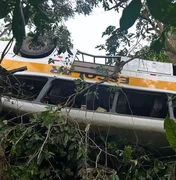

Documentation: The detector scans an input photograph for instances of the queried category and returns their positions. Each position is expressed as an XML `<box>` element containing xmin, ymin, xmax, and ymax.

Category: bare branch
<box><xmin>7</xmin><ymin>66</ymin><xmax>27</xmax><ymax>74</ymax></box>
<box><xmin>139</xmin><ymin>15</ymin><xmax>161</xmax><ymax>34</ymax></box>
<box><xmin>108</xmin><ymin>0</ymin><xmax>128</xmax><ymax>11</ymax></box>
<box><xmin>155</xmin><ymin>20</ymin><xmax>163</xmax><ymax>34</ymax></box>
<box><xmin>0</xmin><ymin>29</ymin><xmax>9</xmax><ymax>38</ymax></box>
<box><xmin>0</xmin><ymin>37</ymin><xmax>14</xmax><ymax>64</ymax></box>
<box><xmin>0</xmin><ymin>24</ymin><xmax>11</xmax><ymax>38</ymax></box>
<box><xmin>37</xmin><ymin>125</ymin><xmax>51</xmax><ymax>160</ymax></box>
<box><xmin>140</xmin><ymin>4</ymin><xmax>163</xmax><ymax>35</ymax></box>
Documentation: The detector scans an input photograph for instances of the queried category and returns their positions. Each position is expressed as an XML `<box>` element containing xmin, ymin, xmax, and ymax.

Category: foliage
<box><xmin>146</xmin><ymin>0</ymin><xmax>176</xmax><ymax>26</ymax></box>
<box><xmin>164</xmin><ymin>117</ymin><xmax>176</xmax><ymax>152</ymax></box>
<box><xmin>88</xmin><ymin>137</ymin><xmax>173</xmax><ymax>180</ymax></box>
<box><xmin>1</xmin><ymin>0</ymin><xmax>176</xmax><ymax>179</ymax></box>
<box><xmin>0</xmin><ymin>110</ymin><xmax>86</xmax><ymax>179</ymax></box>
<box><xmin>0</xmin><ymin>111</ymin><xmax>176</xmax><ymax>179</ymax></box>
<box><xmin>0</xmin><ymin>0</ymin><xmax>99</xmax><ymax>50</ymax></box>
<box><xmin>135</xmin><ymin>46</ymin><xmax>171</xmax><ymax>62</ymax></box>
<box><xmin>120</xmin><ymin>0</ymin><xmax>142</xmax><ymax>31</ymax></box>
<box><xmin>96</xmin><ymin>27</ymin><xmax>134</xmax><ymax>56</ymax></box>
<box><xmin>2</xmin><ymin>0</ymin><xmax>176</xmax><ymax>60</ymax></box>
<box><xmin>98</xmin><ymin>0</ymin><xmax>176</xmax><ymax>62</ymax></box>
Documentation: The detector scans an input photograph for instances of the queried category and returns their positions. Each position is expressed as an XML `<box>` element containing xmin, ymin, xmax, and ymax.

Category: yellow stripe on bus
<box><xmin>2</xmin><ymin>59</ymin><xmax>176</xmax><ymax>92</ymax></box>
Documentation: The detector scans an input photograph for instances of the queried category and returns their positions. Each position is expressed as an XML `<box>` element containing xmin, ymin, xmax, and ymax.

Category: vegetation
<box><xmin>1</xmin><ymin>0</ymin><xmax>176</xmax><ymax>60</ymax></box>
<box><xmin>98</xmin><ymin>0</ymin><xmax>176</xmax><ymax>62</ymax></box>
<box><xmin>1</xmin><ymin>110</ymin><xmax>176</xmax><ymax>180</ymax></box>
<box><xmin>0</xmin><ymin>0</ymin><xmax>99</xmax><ymax>55</ymax></box>
<box><xmin>1</xmin><ymin>0</ymin><xmax>176</xmax><ymax>179</ymax></box>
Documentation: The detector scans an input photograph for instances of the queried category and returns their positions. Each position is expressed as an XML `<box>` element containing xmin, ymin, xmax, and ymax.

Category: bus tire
<box><xmin>19</xmin><ymin>36</ymin><xmax>55</xmax><ymax>58</ymax></box>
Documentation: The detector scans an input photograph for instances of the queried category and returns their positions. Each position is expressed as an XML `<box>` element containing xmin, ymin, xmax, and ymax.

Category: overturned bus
<box><xmin>0</xmin><ymin>39</ymin><xmax>176</xmax><ymax>151</ymax></box>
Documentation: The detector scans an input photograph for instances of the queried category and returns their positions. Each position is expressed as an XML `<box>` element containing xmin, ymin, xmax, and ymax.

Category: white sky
<box><xmin>1</xmin><ymin>7</ymin><xmax>140</xmax><ymax>56</ymax></box>
<box><xmin>66</xmin><ymin>8</ymin><xmax>122</xmax><ymax>55</ymax></box>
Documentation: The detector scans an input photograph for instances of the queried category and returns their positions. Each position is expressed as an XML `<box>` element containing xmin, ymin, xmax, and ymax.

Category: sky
<box><xmin>66</xmin><ymin>7</ymin><xmax>122</xmax><ymax>55</ymax></box>
<box><xmin>0</xmin><ymin>7</ymin><xmax>138</xmax><ymax>56</ymax></box>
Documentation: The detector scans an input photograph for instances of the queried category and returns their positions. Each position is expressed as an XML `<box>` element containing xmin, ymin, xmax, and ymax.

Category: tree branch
<box><xmin>0</xmin><ymin>37</ymin><xmax>14</xmax><ymax>64</ymax></box>
<box><xmin>108</xmin><ymin>0</ymin><xmax>128</xmax><ymax>11</ymax></box>
<box><xmin>7</xmin><ymin>66</ymin><xmax>27</xmax><ymax>74</ymax></box>
<box><xmin>37</xmin><ymin>125</ymin><xmax>51</xmax><ymax>161</ymax></box>
<box><xmin>165</xmin><ymin>39</ymin><xmax>176</xmax><ymax>56</ymax></box>
<box><xmin>155</xmin><ymin>20</ymin><xmax>163</xmax><ymax>34</ymax></box>
<box><xmin>0</xmin><ymin>66</ymin><xmax>27</xmax><ymax>76</ymax></box>
<box><xmin>0</xmin><ymin>24</ymin><xmax>11</xmax><ymax>38</ymax></box>
<box><xmin>140</xmin><ymin>4</ymin><xmax>163</xmax><ymax>35</ymax></box>
<box><xmin>139</xmin><ymin>15</ymin><xmax>160</xmax><ymax>34</ymax></box>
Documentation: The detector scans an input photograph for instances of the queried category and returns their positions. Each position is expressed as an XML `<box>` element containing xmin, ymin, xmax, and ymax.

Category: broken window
<box><xmin>43</xmin><ymin>79</ymin><xmax>115</xmax><ymax>112</ymax></box>
<box><xmin>43</xmin><ymin>79</ymin><xmax>77</xmax><ymax>106</ymax></box>
<box><xmin>82</xmin><ymin>85</ymin><xmax>115</xmax><ymax>112</ymax></box>
<box><xmin>1</xmin><ymin>75</ymin><xmax>48</xmax><ymax>101</ymax></box>
<box><xmin>115</xmin><ymin>89</ymin><xmax>168</xmax><ymax>118</ymax></box>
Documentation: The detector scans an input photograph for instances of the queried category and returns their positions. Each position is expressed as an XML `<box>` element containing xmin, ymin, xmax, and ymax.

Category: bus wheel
<box><xmin>18</xmin><ymin>36</ymin><xmax>55</xmax><ymax>58</ymax></box>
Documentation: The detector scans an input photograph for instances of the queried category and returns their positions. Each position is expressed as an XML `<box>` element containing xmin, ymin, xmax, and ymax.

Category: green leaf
<box><xmin>12</xmin><ymin>0</ymin><xmax>26</xmax><ymax>46</ymax></box>
<box><xmin>40</xmin><ymin>169</ymin><xmax>46</xmax><ymax>179</ymax></box>
<box><xmin>29</xmin><ymin>0</ymin><xmax>41</xmax><ymax>6</ymax></box>
<box><xmin>164</xmin><ymin>117</ymin><xmax>176</xmax><ymax>151</ymax></box>
<box><xmin>147</xmin><ymin>0</ymin><xmax>176</xmax><ymax>26</ymax></box>
<box><xmin>109</xmin><ymin>172</ymin><xmax>120</xmax><ymax>180</ymax></box>
<box><xmin>33</xmin><ymin>9</ymin><xmax>52</xmax><ymax>30</ymax></box>
<box><xmin>23</xmin><ymin>5</ymin><xmax>30</xmax><ymax>25</ymax></box>
<box><xmin>0</xmin><ymin>0</ymin><xmax>10</xmax><ymax>19</ymax></box>
<box><xmin>172</xmin><ymin>101</ymin><xmax>176</xmax><ymax>108</ymax></box>
<box><xmin>150</xmin><ymin>31</ymin><xmax>166</xmax><ymax>53</ymax></box>
<box><xmin>120</xmin><ymin>0</ymin><xmax>142</xmax><ymax>31</ymax></box>
<box><xmin>123</xmin><ymin>145</ymin><xmax>133</xmax><ymax>163</ymax></box>
<box><xmin>37</xmin><ymin>153</ymin><xmax>44</xmax><ymax>165</ymax></box>
<box><xmin>77</xmin><ymin>149</ymin><xmax>83</xmax><ymax>160</ymax></box>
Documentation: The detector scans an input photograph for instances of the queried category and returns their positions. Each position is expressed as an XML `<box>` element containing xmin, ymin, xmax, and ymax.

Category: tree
<box><xmin>98</xmin><ymin>0</ymin><xmax>176</xmax><ymax>63</ymax></box>
<box><xmin>1</xmin><ymin>1</ymin><xmax>176</xmax><ymax>179</ymax></box>
<box><xmin>0</xmin><ymin>0</ymin><xmax>99</xmax><ymax>54</ymax></box>
<box><xmin>2</xmin><ymin>0</ymin><xmax>176</xmax><ymax>63</ymax></box>
<box><xmin>2</xmin><ymin>0</ymin><xmax>176</xmax><ymax>62</ymax></box>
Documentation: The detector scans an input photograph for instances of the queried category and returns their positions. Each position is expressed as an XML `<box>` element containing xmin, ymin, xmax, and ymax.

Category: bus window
<box><xmin>43</xmin><ymin>79</ymin><xmax>77</xmax><ymax>106</ymax></box>
<box><xmin>43</xmin><ymin>79</ymin><xmax>115</xmax><ymax>112</ymax></box>
<box><xmin>82</xmin><ymin>85</ymin><xmax>115</xmax><ymax>111</ymax></box>
<box><xmin>1</xmin><ymin>75</ymin><xmax>48</xmax><ymax>101</ymax></box>
<box><xmin>115</xmin><ymin>89</ymin><xmax>168</xmax><ymax>118</ymax></box>
<box><xmin>172</xmin><ymin>96</ymin><xmax>176</xmax><ymax>118</ymax></box>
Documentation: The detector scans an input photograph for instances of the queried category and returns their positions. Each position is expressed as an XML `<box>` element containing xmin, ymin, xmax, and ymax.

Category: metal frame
<box><xmin>77</xmin><ymin>50</ymin><xmax>121</xmax><ymax>64</ymax></box>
